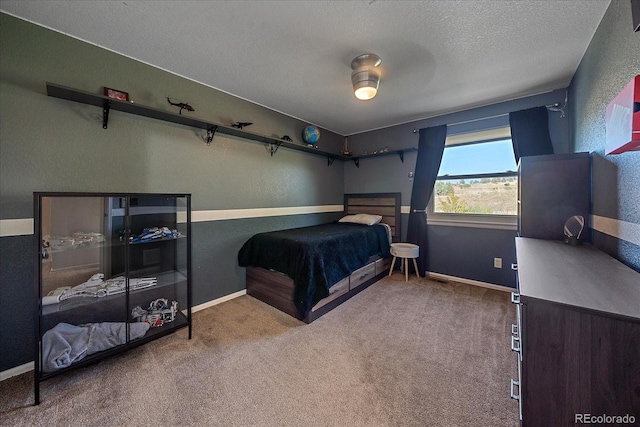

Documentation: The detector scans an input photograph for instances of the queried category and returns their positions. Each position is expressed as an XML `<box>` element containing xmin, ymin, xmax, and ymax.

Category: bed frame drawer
<box><xmin>350</xmin><ymin>263</ymin><xmax>376</xmax><ymax>290</ymax></box>
<box><xmin>246</xmin><ymin>267</ymin><xmax>299</xmax><ymax>318</ymax></box>
<box><xmin>311</xmin><ymin>276</ymin><xmax>349</xmax><ymax>312</ymax></box>
<box><xmin>375</xmin><ymin>257</ymin><xmax>391</xmax><ymax>275</ymax></box>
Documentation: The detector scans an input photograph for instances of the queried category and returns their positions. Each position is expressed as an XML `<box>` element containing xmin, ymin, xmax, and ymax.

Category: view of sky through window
<box><xmin>438</xmin><ymin>139</ymin><xmax>517</xmax><ymax>176</ymax></box>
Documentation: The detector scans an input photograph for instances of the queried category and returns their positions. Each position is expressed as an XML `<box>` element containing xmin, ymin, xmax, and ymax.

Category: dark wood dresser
<box><xmin>512</xmin><ymin>237</ymin><xmax>640</xmax><ymax>426</ymax></box>
<box><xmin>518</xmin><ymin>152</ymin><xmax>590</xmax><ymax>241</ymax></box>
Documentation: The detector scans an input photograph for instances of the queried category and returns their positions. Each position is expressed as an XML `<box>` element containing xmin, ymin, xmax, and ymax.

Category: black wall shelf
<box><xmin>46</xmin><ymin>82</ymin><xmax>416</xmax><ymax>166</ymax></box>
<box><xmin>349</xmin><ymin>148</ymin><xmax>417</xmax><ymax>167</ymax></box>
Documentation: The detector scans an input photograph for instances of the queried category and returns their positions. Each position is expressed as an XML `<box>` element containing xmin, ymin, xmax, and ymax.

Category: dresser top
<box><xmin>516</xmin><ymin>237</ymin><xmax>640</xmax><ymax>320</ymax></box>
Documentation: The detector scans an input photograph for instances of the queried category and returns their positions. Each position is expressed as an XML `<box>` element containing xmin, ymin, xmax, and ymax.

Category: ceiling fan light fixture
<box><xmin>351</xmin><ymin>54</ymin><xmax>381</xmax><ymax>101</ymax></box>
<box><xmin>353</xmin><ymin>82</ymin><xmax>378</xmax><ymax>101</ymax></box>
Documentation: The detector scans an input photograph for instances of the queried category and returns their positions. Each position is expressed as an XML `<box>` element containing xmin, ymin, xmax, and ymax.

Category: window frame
<box><xmin>426</xmin><ymin>129</ymin><xmax>518</xmax><ymax>230</ymax></box>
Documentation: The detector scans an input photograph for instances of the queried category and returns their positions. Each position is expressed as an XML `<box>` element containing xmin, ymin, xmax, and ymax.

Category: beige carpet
<box><xmin>0</xmin><ymin>274</ymin><xmax>519</xmax><ymax>427</ymax></box>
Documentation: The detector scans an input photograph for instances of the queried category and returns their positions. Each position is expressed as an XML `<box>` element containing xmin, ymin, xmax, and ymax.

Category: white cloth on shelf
<box><xmin>42</xmin><ymin>322</ymin><xmax>150</xmax><ymax>373</ymax></box>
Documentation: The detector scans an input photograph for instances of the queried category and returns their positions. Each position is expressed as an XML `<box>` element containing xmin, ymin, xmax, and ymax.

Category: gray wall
<box><xmin>0</xmin><ymin>14</ymin><xmax>345</xmax><ymax>372</ymax></box>
<box><xmin>569</xmin><ymin>0</ymin><xmax>640</xmax><ymax>271</ymax></box>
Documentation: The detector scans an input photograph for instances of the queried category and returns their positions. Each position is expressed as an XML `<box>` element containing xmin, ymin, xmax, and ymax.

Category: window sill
<box><xmin>427</xmin><ymin>216</ymin><xmax>517</xmax><ymax>231</ymax></box>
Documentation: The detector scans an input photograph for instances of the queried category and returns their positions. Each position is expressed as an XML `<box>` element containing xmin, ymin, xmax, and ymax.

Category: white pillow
<box><xmin>339</xmin><ymin>213</ymin><xmax>383</xmax><ymax>226</ymax></box>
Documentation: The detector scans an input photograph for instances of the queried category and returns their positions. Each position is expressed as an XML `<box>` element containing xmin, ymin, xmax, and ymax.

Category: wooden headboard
<box><xmin>344</xmin><ymin>193</ymin><xmax>401</xmax><ymax>242</ymax></box>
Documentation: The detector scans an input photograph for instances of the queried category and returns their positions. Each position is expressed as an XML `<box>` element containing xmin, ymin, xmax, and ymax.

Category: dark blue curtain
<box><xmin>406</xmin><ymin>125</ymin><xmax>447</xmax><ymax>275</ymax></box>
<box><xmin>509</xmin><ymin>106</ymin><xmax>554</xmax><ymax>163</ymax></box>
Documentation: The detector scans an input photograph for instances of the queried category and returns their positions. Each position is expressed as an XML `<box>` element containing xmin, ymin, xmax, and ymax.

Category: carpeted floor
<box><xmin>0</xmin><ymin>274</ymin><xmax>519</xmax><ymax>426</ymax></box>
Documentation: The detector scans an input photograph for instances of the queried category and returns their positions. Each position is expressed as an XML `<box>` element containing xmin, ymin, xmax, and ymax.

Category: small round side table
<box><xmin>388</xmin><ymin>243</ymin><xmax>420</xmax><ymax>282</ymax></box>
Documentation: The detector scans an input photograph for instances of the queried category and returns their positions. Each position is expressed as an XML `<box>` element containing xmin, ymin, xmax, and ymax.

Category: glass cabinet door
<box><xmin>38</xmin><ymin>195</ymin><xmax>128</xmax><ymax>375</ymax></box>
<box><xmin>125</xmin><ymin>195</ymin><xmax>190</xmax><ymax>335</ymax></box>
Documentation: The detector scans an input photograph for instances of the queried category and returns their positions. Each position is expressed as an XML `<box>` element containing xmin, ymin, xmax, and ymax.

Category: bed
<box><xmin>238</xmin><ymin>193</ymin><xmax>401</xmax><ymax>323</ymax></box>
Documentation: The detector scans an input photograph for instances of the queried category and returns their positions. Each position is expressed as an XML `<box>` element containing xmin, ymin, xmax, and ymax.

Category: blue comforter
<box><xmin>238</xmin><ymin>222</ymin><xmax>390</xmax><ymax>317</ymax></box>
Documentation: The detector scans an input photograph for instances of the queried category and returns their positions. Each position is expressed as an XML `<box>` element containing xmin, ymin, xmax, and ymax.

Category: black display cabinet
<box><xmin>33</xmin><ymin>192</ymin><xmax>191</xmax><ymax>404</ymax></box>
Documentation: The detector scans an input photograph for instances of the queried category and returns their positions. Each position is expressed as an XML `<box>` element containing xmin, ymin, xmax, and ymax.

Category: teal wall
<box><xmin>569</xmin><ymin>0</ymin><xmax>640</xmax><ymax>270</ymax></box>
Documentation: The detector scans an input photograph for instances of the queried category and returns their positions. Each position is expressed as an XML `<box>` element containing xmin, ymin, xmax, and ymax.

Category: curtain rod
<box><xmin>412</xmin><ymin>90</ymin><xmax>568</xmax><ymax>133</ymax></box>
<box><xmin>412</xmin><ymin>113</ymin><xmax>508</xmax><ymax>133</ymax></box>
<box><xmin>545</xmin><ymin>90</ymin><xmax>568</xmax><ymax>118</ymax></box>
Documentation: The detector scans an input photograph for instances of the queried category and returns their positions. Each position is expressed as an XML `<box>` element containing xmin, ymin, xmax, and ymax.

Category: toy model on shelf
<box><xmin>130</xmin><ymin>227</ymin><xmax>181</xmax><ymax>243</ymax></box>
<box><xmin>166</xmin><ymin>97</ymin><xmax>194</xmax><ymax>115</ymax></box>
<box><xmin>231</xmin><ymin>121</ymin><xmax>252</xmax><ymax>129</ymax></box>
<box><xmin>42</xmin><ymin>274</ymin><xmax>157</xmax><ymax>305</ymax></box>
<box><xmin>131</xmin><ymin>298</ymin><xmax>178</xmax><ymax>327</ymax></box>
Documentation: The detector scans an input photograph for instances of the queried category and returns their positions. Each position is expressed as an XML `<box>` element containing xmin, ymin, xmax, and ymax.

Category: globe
<box><xmin>302</xmin><ymin>125</ymin><xmax>320</xmax><ymax>144</ymax></box>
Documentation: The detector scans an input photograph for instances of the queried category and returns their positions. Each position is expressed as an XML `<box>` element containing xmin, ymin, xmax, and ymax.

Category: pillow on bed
<box><xmin>339</xmin><ymin>213</ymin><xmax>383</xmax><ymax>226</ymax></box>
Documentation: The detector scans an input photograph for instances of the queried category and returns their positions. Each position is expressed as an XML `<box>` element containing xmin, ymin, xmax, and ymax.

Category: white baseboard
<box><xmin>0</xmin><ymin>361</ymin><xmax>33</xmax><ymax>381</ymax></box>
<box><xmin>426</xmin><ymin>271</ymin><xmax>514</xmax><ymax>293</ymax></box>
<box><xmin>192</xmin><ymin>289</ymin><xmax>246</xmax><ymax>313</ymax></box>
<box><xmin>0</xmin><ymin>290</ymin><xmax>247</xmax><ymax>382</ymax></box>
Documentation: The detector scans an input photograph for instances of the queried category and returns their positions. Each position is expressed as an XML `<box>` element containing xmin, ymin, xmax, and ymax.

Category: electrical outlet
<box><xmin>494</xmin><ymin>257</ymin><xmax>502</xmax><ymax>269</ymax></box>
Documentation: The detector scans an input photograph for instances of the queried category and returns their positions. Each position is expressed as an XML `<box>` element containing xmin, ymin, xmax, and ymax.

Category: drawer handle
<box><xmin>510</xmin><ymin>379</ymin><xmax>520</xmax><ymax>401</ymax></box>
<box><xmin>511</xmin><ymin>323</ymin><xmax>518</xmax><ymax>336</ymax></box>
<box><xmin>511</xmin><ymin>335</ymin><xmax>521</xmax><ymax>353</ymax></box>
<box><xmin>359</xmin><ymin>273</ymin><xmax>369</xmax><ymax>280</ymax></box>
<box><xmin>511</xmin><ymin>292</ymin><xmax>520</xmax><ymax>304</ymax></box>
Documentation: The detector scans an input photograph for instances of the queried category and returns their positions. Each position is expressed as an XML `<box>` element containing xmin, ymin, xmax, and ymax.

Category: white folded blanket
<box><xmin>42</xmin><ymin>322</ymin><xmax>150</xmax><ymax>373</ymax></box>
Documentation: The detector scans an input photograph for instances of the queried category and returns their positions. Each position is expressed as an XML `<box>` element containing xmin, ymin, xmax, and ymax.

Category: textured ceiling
<box><xmin>1</xmin><ymin>1</ymin><xmax>610</xmax><ymax>135</ymax></box>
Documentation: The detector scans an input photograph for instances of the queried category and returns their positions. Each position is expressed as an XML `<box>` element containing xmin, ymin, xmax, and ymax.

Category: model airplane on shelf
<box><xmin>231</xmin><ymin>121</ymin><xmax>252</xmax><ymax>129</ymax></box>
<box><xmin>130</xmin><ymin>226</ymin><xmax>181</xmax><ymax>243</ymax></box>
<box><xmin>166</xmin><ymin>97</ymin><xmax>194</xmax><ymax>114</ymax></box>
<box><xmin>42</xmin><ymin>274</ymin><xmax>157</xmax><ymax>305</ymax></box>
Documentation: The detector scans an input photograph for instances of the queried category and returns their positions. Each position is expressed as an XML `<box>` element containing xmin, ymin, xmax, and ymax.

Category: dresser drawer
<box><xmin>350</xmin><ymin>263</ymin><xmax>376</xmax><ymax>290</ymax></box>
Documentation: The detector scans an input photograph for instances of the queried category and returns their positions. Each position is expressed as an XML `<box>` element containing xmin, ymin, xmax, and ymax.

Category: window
<box><xmin>428</xmin><ymin>127</ymin><xmax>518</xmax><ymax>229</ymax></box>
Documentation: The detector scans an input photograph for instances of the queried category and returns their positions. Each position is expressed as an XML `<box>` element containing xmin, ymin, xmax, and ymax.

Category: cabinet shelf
<box><xmin>43</xmin><ymin>233</ymin><xmax>186</xmax><ymax>255</ymax></box>
<box><xmin>39</xmin><ymin>310</ymin><xmax>189</xmax><ymax>381</ymax></box>
<box><xmin>46</xmin><ymin>82</ymin><xmax>416</xmax><ymax>166</ymax></box>
<box><xmin>42</xmin><ymin>270</ymin><xmax>187</xmax><ymax>317</ymax></box>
